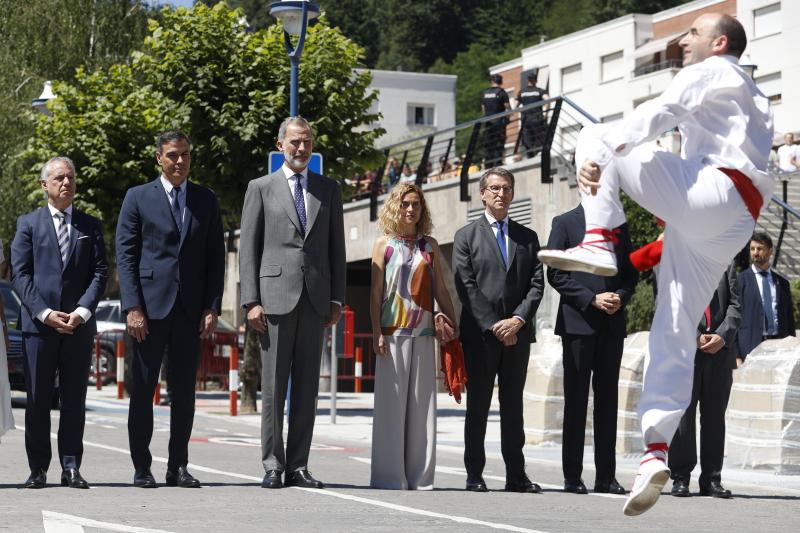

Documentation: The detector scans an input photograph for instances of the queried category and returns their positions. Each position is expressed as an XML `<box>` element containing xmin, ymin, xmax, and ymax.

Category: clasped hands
<box><xmin>491</xmin><ymin>317</ymin><xmax>523</xmax><ymax>346</ymax></box>
<box><xmin>592</xmin><ymin>292</ymin><xmax>621</xmax><ymax>315</ymax></box>
<box><xmin>44</xmin><ymin>310</ymin><xmax>84</xmax><ymax>335</ymax></box>
<box><xmin>697</xmin><ymin>333</ymin><xmax>724</xmax><ymax>354</ymax></box>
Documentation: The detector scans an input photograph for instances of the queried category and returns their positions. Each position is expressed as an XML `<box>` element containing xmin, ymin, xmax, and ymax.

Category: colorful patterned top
<box><xmin>380</xmin><ymin>235</ymin><xmax>435</xmax><ymax>337</ymax></box>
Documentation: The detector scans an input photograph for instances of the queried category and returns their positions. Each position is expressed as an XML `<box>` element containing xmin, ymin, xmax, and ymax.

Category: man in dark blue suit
<box><xmin>116</xmin><ymin>130</ymin><xmax>224</xmax><ymax>488</ymax></box>
<box><xmin>11</xmin><ymin>156</ymin><xmax>108</xmax><ymax>489</ymax></box>
<box><xmin>546</xmin><ymin>204</ymin><xmax>637</xmax><ymax>495</ymax></box>
<box><xmin>735</xmin><ymin>232</ymin><xmax>794</xmax><ymax>362</ymax></box>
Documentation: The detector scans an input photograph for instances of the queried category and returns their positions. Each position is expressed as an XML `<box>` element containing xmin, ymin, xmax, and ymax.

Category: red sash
<box><xmin>718</xmin><ymin>167</ymin><xmax>762</xmax><ymax>221</ymax></box>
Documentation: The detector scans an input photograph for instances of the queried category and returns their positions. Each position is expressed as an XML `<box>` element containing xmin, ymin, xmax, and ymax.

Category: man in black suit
<box><xmin>735</xmin><ymin>232</ymin><xmax>794</xmax><ymax>362</ymax></box>
<box><xmin>116</xmin><ymin>130</ymin><xmax>225</xmax><ymax>488</ymax></box>
<box><xmin>11</xmin><ymin>156</ymin><xmax>108</xmax><ymax>489</ymax></box>
<box><xmin>670</xmin><ymin>263</ymin><xmax>740</xmax><ymax>499</ymax></box>
<box><xmin>453</xmin><ymin>167</ymin><xmax>544</xmax><ymax>493</ymax></box>
<box><xmin>546</xmin><ymin>204</ymin><xmax>637</xmax><ymax>495</ymax></box>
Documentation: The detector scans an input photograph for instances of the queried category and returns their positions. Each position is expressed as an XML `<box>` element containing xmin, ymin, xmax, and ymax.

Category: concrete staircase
<box><xmin>758</xmin><ymin>171</ymin><xmax>800</xmax><ymax>280</ymax></box>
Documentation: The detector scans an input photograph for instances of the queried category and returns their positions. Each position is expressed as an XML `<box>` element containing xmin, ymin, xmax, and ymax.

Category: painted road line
<box><xmin>42</xmin><ymin>511</ymin><xmax>174</xmax><ymax>533</ymax></box>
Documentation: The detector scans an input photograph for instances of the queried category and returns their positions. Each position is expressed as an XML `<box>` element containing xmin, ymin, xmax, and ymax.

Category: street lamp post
<box><xmin>269</xmin><ymin>1</ymin><xmax>320</xmax><ymax>117</ymax></box>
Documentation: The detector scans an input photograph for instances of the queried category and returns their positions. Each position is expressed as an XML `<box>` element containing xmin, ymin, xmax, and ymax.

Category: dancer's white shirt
<box><xmin>577</xmin><ymin>54</ymin><xmax>774</xmax><ymax>203</ymax></box>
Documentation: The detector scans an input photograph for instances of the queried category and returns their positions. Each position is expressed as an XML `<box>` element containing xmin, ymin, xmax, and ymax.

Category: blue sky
<box><xmin>146</xmin><ymin>0</ymin><xmax>194</xmax><ymax>8</ymax></box>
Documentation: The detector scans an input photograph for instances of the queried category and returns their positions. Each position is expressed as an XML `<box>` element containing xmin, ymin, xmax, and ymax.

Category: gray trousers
<box><xmin>260</xmin><ymin>290</ymin><xmax>324</xmax><ymax>473</ymax></box>
<box><xmin>370</xmin><ymin>335</ymin><xmax>436</xmax><ymax>490</ymax></box>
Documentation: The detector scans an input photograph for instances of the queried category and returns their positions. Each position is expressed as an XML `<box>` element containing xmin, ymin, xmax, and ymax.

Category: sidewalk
<box><xmin>82</xmin><ymin>386</ymin><xmax>800</xmax><ymax>495</ymax></box>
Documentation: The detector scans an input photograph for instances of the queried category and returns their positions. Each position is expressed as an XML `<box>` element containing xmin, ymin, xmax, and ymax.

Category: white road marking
<box><xmin>70</xmin><ymin>438</ymin><xmax>548</xmax><ymax>532</ymax></box>
<box><xmin>42</xmin><ymin>511</ymin><xmax>174</xmax><ymax>533</ymax></box>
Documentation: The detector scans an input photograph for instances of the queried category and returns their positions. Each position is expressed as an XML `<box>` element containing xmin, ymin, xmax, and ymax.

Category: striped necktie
<box><xmin>293</xmin><ymin>174</ymin><xmax>307</xmax><ymax>236</ymax></box>
<box><xmin>55</xmin><ymin>211</ymin><xmax>69</xmax><ymax>266</ymax></box>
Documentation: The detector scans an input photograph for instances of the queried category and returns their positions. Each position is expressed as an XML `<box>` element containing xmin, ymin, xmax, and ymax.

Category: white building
<box><xmin>360</xmin><ymin>69</ymin><xmax>457</xmax><ymax>147</ymax></box>
<box><xmin>491</xmin><ymin>0</ymin><xmax>799</xmax><ymax>142</ymax></box>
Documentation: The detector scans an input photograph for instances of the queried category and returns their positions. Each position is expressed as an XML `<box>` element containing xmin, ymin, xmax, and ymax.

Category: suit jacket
<box><xmin>238</xmin><ymin>169</ymin><xmax>346</xmax><ymax>318</ymax></box>
<box><xmin>735</xmin><ymin>267</ymin><xmax>794</xmax><ymax>359</ymax></box>
<box><xmin>697</xmin><ymin>264</ymin><xmax>740</xmax><ymax>369</ymax></box>
<box><xmin>453</xmin><ymin>215</ymin><xmax>543</xmax><ymax>344</ymax></box>
<box><xmin>116</xmin><ymin>178</ymin><xmax>225</xmax><ymax>322</ymax></box>
<box><xmin>546</xmin><ymin>205</ymin><xmax>637</xmax><ymax>337</ymax></box>
<box><xmin>11</xmin><ymin>206</ymin><xmax>108</xmax><ymax>335</ymax></box>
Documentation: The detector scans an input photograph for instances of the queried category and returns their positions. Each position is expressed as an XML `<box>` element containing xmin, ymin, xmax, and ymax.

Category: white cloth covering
<box><xmin>576</xmin><ymin>54</ymin><xmax>774</xmax><ymax>446</ymax></box>
<box><xmin>1</xmin><ymin>242</ymin><xmax>15</xmax><ymax>440</ymax></box>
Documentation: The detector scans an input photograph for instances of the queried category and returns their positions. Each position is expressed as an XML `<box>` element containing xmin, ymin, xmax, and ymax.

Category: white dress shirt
<box><xmin>484</xmin><ymin>211</ymin><xmax>524</xmax><ymax>324</ymax></box>
<box><xmin>777</xmin><ymin>144</ymin><xmax>799</xmax><ymax>173</ymax></box>
<box><xmin>37</xmin><ymin>203</ymin><xmax>92</xmax><ymax>324</ymax></box>
<box><xmin>160</xmin><ymin>174</ymin><xmax>187</xmax><ymax>224</ymax></box>
<box><xmin>281</xmin><ymin>164</ymin><xmax>309</xmax><ymax>209</ymax></box>
<box><xmin>752</xmin><ymin>264</ymin><xmax>778</xmax><ymax>335</ymax></box>
<box><xmin>579</xmin><ymin>55</ymin><xmax>775</xmax><ymax>202</ymax></box>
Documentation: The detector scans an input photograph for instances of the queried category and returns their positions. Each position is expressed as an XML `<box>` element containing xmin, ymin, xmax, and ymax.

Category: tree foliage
<box><xmin>17</xmin><ymin>2</ymin><xmax>382</xmax><ymax>235</ymax></box>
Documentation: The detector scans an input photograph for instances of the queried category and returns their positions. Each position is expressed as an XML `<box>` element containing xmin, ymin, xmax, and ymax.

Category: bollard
<box><xmin>116</xmin><ymin>338</ymin><xmax>125</xmax><ymax>400</ymax></box>
<box><xmin>229</xmin><ymin>344</ymin><xmax>239</xmax><ymax>417</ymax></box>
<box><xmin>354</xmin><ymin>346</ymin><xmax>363</xmax><ymax>393</ymax></box>
<box><xmin>95</xmin><ymin>337</ymin><xmax>103</xmax><ymax>390</ymax></box>
<box><xmin>153</xmin><ymin>371</ymin><xmax>161</xmax><ymax>405</ymax></box>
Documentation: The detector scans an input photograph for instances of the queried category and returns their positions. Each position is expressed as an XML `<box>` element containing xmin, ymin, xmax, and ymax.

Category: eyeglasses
<box><xmin>484</xmin><ymin>185</ymin><xmax>513</xmax><ymax>195</ymax></box>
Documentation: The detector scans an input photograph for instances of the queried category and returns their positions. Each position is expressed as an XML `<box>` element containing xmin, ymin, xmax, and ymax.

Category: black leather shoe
<box><xmin>261</xmin><ymin>470</ymin><xmax>283</xmax><ymax>489</ymax></box>
<box><xmin>284</xmin><ymin>469</ymin><xmax>324</xmax><ymax>489</ymax></box>
<box><xmin>165</xmin><ymin>466</ymin><xmax>200</xmax><ymax>488</ymax></box>
<box><xmin>133</xmin><ymin>468</ymin><xmax>157</xmax><ymax>488</ymax></box>
<box><xmin>564</xmin><ymin>479</ymin><xmax>588</xmax><ymax>494</ymax></box>
<box><xmin>505</xmin><ymin>475</ymin><xmax>542</xmax><ymax>493</ymax></box>
<box><xmin>24</xmin><ymin>469</ymin><xmax>47</xmax><ymax>489</ymax></box>
<box><xmin>595</xmin><ymin>478</ymin><xmax>626</xmax><ymax>495</ymax></box>
<box><xmin>671</xmin><ymin>479</ymin><xmax>690</xmax><ymax>497</ymax></box>
<box><xmin>61</xmin><ymin>468</ymin><xmax>89</xmax><ymax>489</ymax></box>
<box><xmin>466</xmin><ymin>475</ymin><xmax>488</xmax><ymax>492</ymax></box>
<box><xmin>700</xmin><ymin>481</ymin><xmax>732</xmax><ymax>498</ymax></box>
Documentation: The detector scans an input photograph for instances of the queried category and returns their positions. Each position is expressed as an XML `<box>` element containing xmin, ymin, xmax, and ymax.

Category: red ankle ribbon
<box><xmin>575</xmin><ymin>227</ymin><xmax>620</xmax><ymax>253</ymax></box>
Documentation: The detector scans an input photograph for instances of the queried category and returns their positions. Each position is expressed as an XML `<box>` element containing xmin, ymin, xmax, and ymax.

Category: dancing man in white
<box><xmin>538</xmin><ymin>13</ymin><xmax>773</xmax><ymax>516</ymax></box>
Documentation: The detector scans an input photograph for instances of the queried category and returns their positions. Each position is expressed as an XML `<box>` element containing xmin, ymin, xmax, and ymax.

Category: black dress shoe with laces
<box><xmin>261</xmin><ymin>470</ymin><xmax>283</xmax><ymax>489</ymax></box>
<box><xmin>505</xmin><ymin>475</ymin><xmax>542</xmax><ymax>493</ymax></box>
<box><xmin>61</xmin><ymin>468</ymin><xmax>89</xmax><ymax>489</ymax></box>
<box><xmin>466</xmin><ymin>475</ymin><xmax>488</xmax><ymax>492</ymax></box>
<box><xmin>700</xmin><ymin>481</ymin><xmax>731</xmax><ymax>498</ymax></box>
<box><xmin>24</xmin><ymin>469</ymin><xmax>47</xmax><ymax>489</ymax></box>
<box><xmin>165</xmin><ymin>466</ymin><xmax>200</xmax><ymax>488</ymax></box>
<box><xmin>284</xmin><ymin>469</ymin><xmax>324</xmax><ymax>489</ymax></box>
<box><xmin>564</xmin><ymin>479</ymin><xmax>588</xmax><ymax>494</ymax></box>
<box><xmin>595</xmin><ymin>478</ymin><xmax>626</xmax><ymax>494</ymax></box>
<box><xmin>671</xmin><ymin>479</ymin><xmax>690</xmax><ymax>497</ymax></box>
<box><xmin>133</xmin><ymin>468</ymin><xmax>157</xmax><ymax>488</ymax></box>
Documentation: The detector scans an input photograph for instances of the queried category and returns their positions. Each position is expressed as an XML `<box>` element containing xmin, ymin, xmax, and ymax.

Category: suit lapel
<box><xmin>478</xmin><ymin>217</ymin><xmax>506</xmax><ymax>270</ymax></box>
<box><xmin>64</xmin><ymin>209</ymin><xmax>84</xmax><ymax>270</ymax></box>
<box><xmin>506</xmin><ymin>219</ymin><xmax>518</xmax><ymax>271</ymax></box>
<box><xmin>39</xmin><ymin>206</ymin><xmax>62</xmax><ymax>269</ymax></box>
<box><xmin>180</xmin><ymin>181</ymin><xmax>194</xmax><ymax>249</ymax></box>
<box><xmin>304</xmin><ymin>172</ymin><xmax>322</xmax><ymax>235</ymax></box>
<box><xmin>270</xmin><ymin>172</ymin><xmax>303</xmax><ymax>235</ymax></box>
<box><xmin>150</xmin><ymin>178</ymin><xmax>179</xmax><ymax>235</ymax></box>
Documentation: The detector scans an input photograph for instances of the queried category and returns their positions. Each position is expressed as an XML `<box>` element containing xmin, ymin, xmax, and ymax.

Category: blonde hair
<box><xmin>378</xmin><ymin>183</ymin><xmax>433</xmax><ymax>236</ymax></box>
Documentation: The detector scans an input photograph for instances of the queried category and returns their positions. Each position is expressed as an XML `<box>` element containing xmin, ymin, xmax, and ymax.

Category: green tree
<box><xmin>17</xmin><ymin>2</ymin><xmax>383</xmax><ymax>235</ymax></box>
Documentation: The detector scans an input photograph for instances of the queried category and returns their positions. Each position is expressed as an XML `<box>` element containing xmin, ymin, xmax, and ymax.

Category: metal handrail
<box><xmin>632</xmin><ymin>59</ymin><xmax>682</xmax><ymax>77</ymax></box>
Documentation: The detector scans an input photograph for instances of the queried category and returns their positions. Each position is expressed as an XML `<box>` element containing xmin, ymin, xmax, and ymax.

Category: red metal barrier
<box><xmin>116</xmin><ymin>339</ymin><xmax>125</xmax><ymax>400</ymax></box>
<box><xmin>354</xmin><ymin>346</ymin><xmax>363</xmax><ymax>393</ymax></box>
<box><xmin>229</xmin><ymin>345</ymin><xmax>239</xmax><ymax>417</ymax></box>
<box><xmin>343</xmin><ymin>305</ymin><xmax>355</xmax><ymax>358</ymax></box>
<box><xmin>95</xmin><ymin>338</ymin><xmax>102</xmax><ymax>391</ymax></box>
<box><xmin>153</xmin><ymin>378</ymin><xmax>161</xmax><ymax>405</ymax></box>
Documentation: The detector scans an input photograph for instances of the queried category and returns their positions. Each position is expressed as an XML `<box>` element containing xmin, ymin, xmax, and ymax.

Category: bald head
<box><xmin>679</xmin><ymin>13</ymin><xmax>747</xmax><ymax>66</ymax></box>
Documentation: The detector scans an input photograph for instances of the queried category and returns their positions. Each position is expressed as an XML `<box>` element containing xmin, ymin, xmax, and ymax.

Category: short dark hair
<box><xmin>527</xmin><ymin>71</ymin><xmax>538</xmax><ymax>82</ymax></box>
<box><xmin>714</xmin><ymin>14</ymin><xmax>747</xmax><ymax>58</ymax></box>
<box><xmin>479</xmin><ymin>167</ymin><xmax>515</xmax><ymax>190</ymax></box>
<box><xmin>490</xmin><ymin>74</ymin><xmax>503</xmax><ymax>85</ymax></box>
<box><xmin>751</xmin><ymin>231</ymin><xmax>773</xmax><ymax>249</ymax></box>
<box><xmin>157</xmin><ymin>130</ymin><xmax>191</xmax><ymax>153</ymax></box>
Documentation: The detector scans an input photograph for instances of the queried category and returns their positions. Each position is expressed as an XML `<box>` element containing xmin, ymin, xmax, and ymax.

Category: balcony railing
<box><xmin>361</xmin><ymin>96</ymin><xmax>598</xmax><ymax>221</ymax></box>
<box><xmin>632</xmin><ymin>59</ymin><xmax>682</xmax><ymax>78</ymax></box>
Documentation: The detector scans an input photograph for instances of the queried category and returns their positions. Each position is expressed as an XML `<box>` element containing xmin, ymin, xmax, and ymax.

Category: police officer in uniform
<box><xmin>517</xmin><ymin>72</ymin><xmax>548</xmax><ymax>158</ymax></box>
<box><xmin>481</xmin><ymin>74</ymin><xmax>510</xmax><ymax>168</ymax></box>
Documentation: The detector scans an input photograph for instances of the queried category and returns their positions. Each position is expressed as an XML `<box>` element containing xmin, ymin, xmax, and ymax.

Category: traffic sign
<box><xmin>268</xmin><ymin>152</ymin><xmax>323</xmax><ymax>174</ymax></box>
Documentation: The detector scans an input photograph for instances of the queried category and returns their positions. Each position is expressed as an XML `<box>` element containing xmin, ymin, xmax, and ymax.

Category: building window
<box><xmin>601</xmin><ymin>51</ymin><xmax>624</xmax><ymax>83</ymax></box>
<box><xmin>755</xmin><ymin>72</ymin><xmax>781</xmax><ymax>104</ymax></box>
<box><xmin>407</xmin><ymin>104</ymin><xmax>435</xmax><ymax>126</ymax></box>
<box><xmin>601</xmin><ymin>113</ymin><xmax>624</xmax><ymax>123</ymax></box>
<box><xmin>753</xmin><ymin>2</ymin><xmax>781</xmax><ymax>39</ymax></box>
<box><xmin>561</xmin><ymin>63</ymin><xmax>582</xmax><ymax>94</ymax></box>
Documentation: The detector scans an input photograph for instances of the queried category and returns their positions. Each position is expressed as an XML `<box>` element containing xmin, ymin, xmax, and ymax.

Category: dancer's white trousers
<box><xmin>579</xmin><ymin>125</ymin><xmax>758</xmax><ymax>445</ymax></box>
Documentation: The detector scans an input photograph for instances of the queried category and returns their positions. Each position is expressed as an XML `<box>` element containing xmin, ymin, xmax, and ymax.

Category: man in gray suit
<box><xmin>239</xmin><ymin>116</ymin><xmax>346</xmax><ymax>489</ymax></box>
<box><xmin>453</xmin><ymin>167</ymin><xmax>544</xmax><ymax>493</ymax></box>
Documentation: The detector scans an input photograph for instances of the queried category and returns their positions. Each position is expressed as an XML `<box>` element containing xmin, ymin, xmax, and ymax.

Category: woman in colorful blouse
<box><xmin>369</xmin><ymin>183</ymin><xmax>459</xmax><ymax>490</ymax></box>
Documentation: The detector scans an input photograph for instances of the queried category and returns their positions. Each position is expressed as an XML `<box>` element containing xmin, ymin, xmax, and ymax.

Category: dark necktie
<box><xmin>496</xmin><ymin>220</ymin><xmax>508</xmax><ymax>267</ymax></box>
<box><xmin>758</xmin><ymin>270</ymin><xmax>777</xmax><ymax>335</ymax></box>
<box><xmin>55</xmin><ymin>211</ymin><xmax>69</xmax><ymax>266</ymax></box>
<box><xmin>171</xmin><ymin>185</ymin><xmax>182</xmax><ymax>233</ymax></box>
<box><xmin>293</xmin><ymin>174</ymin><xmax>307</xmax><ymax>236</ymax></box>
